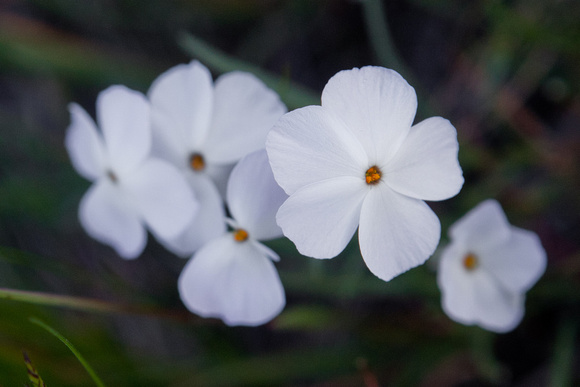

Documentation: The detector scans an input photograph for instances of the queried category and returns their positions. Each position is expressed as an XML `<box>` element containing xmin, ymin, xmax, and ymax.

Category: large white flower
<box><xmin>148</xmin><ymin>60</ymin><xmax>287</xmax><ymax>256</ymax></box>
<box><xmin>266</xmin><ymin>66</ymin><xmax>464</xmax><ymax>282</ymax></box>
<box><xmin>178</xmin><ymin>149</ymin><xmax>287</xmax><ymax>326</ymax></box>
<box><xmin>437</xmin><ymin>199</ymin><xmax>547</xmax><ymax>333</ymax></box>
<box><xmin>65</xmin><ymin>85</ymin><xmax>198</xmax><ymax>259</ymax></box>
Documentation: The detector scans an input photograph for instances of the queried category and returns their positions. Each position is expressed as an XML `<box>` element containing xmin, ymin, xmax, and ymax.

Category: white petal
<box><xmin>65</xmin><ymin>103</ymin><xmax>106</xmax><ymax>181</ymax></box>
<box><xmin>148</xmin><ymin>61</ymin><xmax>214</xmax><ymax>157</ymax></box>
<box><xmin>321</xmin><ymin>66</ymin><xmax>417</xmax><ymax>164</ymax></box>
<box><xmin>438</xmin><ymin>245</ymin><xmax>525</xmax><ymax>333</ymax></box>
<box><xmin>79</xmin><ymin>179</ymin><xmax>145</xmax><ymax>259</ymax></box>
<box><xmin>276</xmin><ymin>177</ymin><xmax>367</xmax><ymax>259</ymax></box>
<box><xmin>227</xmin><ymin>150</ymin><xmax>287</xmax><ymax>241</ymax></box>
<box><xmin>122</xmin><ymin>159</ymin><xmax>198</xmax><ymax>240</ymax></box>
<box><xmin>203</xmin><ymin>71</ymin><xmax>287</xmax><ymax>164</ymax></box>
<box><xmin>482</xmin><ymin>227</ymin><xmax>547</xmax><ymax>293</ymax></box>
<box><xmin>205</xmin><ymin>161</ymin><xmax>235</xmax><ymax>200</ymax></box>
<box><xmin>266</xmin><ymin>106</ymin><xmax>368</xmax><ymax>195</ymax></box>
<box><xmin>157</xmin><ymin>173</ymin><xmax>226</xmax><ymax>257</ymax></box>
<box><xmin>96</xmin><ymin>85</ymin><xmax>151</xmax><ymax>174</ymax></box>
<box><xmin>449</xmin><ymin>199</ymin><xmax>512</xmax><ymax>251</ymax></box>
<box><xmin>359</xmin><ymin>186</ymin><xmax>440</xmax><ymax>281</ymax></box>
<box><xmin>178</xmin><ymin>235</ymin><xmax>285</xmax><ymax>326</ymax></box>
<box><xmin>384</xmin><ymin>117</ymin><xmax>464</xmax><ymax>201</ymax></box>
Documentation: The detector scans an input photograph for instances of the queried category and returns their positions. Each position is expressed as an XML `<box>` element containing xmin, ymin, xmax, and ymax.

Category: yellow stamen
<box><xmin>233</xmin><ymin>229</ymin><xmax>249</xmax><ymax>242</ymax></box>
<box><xmin>463</xmin><ymin>253</ymin><xmax>478</xmax><ymax>271</ymax></box>
<box><xmin>189</xmin><ymin>153</ymin><xmax>205</xmax><ymax>171</ymax></box>
<box><xmin>365</xmin><ymin>166</ymin><xmax>381</xmax><ymax>185</ymax></box>
<box><xmin>107</xmin><ymin>170</ymin><xmax>118</xmax><ymax>183</ymax></box>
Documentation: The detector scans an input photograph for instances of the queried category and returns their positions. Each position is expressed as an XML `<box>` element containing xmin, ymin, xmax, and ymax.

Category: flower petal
<box><xmin>276</xmin><ymin>177</ymin><xmax>367</xmax><ymax>259</ymax></box>
<box><xmin>359</xmin><ymin>186</ymin><xmax>440</xmax><ymax>281</ymax></box>
<box><xmin>482</xmin><ymin>227</ymin><xmax>547</xmax><ymax>293</ymax></box>
<box><xmin>449</xmin><ymin>200</ymin><xmax>511</xmax><ymax>251</ymax></box>
<box><xmin>227</xmin><ymin>150</ymin><xmax>287</xmax><ymax>241</ymax></box>
<box><xmin>65</xmin><ymin>103</ymin><xmax>106</xmax><ymax>181</ymax></box>
<box><xmin>96</xmin><ymin>85</ymin><xmax>151</xmax><ymax>174</ymax></box>
<box><xmin>122</xmin><ymin>159</ymin><xmax>198</xmax><ymax>240</ymax></box>
<box><xmin>205</xmin><ymin>161</ymin><xmax>235</xmax><ymax>200</ymax></box>
<box><xmin>203</xmin><ymin>71</ymin><xmax>286</xmax><ymax>165</ymax></box>
<box><xmin>79</xmin><ymin>179</ymin><xmax>145</xmax><ymax>259</ymax></box>
<box><xmin>266</xmin><ymin>106</ymin><xmax>368</xmax><ymax>195</ymax></box>
<box><xmin>148</xmin><ymin>61</ymin><xmax>214</xmax><ymax>165</ymax></box>
<box><xmin>321</xmin><ymin>66</ymin><xmax>417</xmax><ymax>164</ymax></box>
<box><xmin>157</xmin><ymin>173</ymin><xmax>226</xmax><ymax>257</ymax></box>
<box><xmin>178</xmin><ymin>235</ymin><xmax>285</xmax><ymax>326</ymax></box>
<box><xmin>384</xmin><ymin>117</ymin><xmax>464</xmax><ymax>201</ymax></box>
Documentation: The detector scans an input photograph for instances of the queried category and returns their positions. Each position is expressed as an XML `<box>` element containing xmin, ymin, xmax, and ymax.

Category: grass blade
<box><xmin>29</xmin><ymin>317</ymin><xmax>106</xmax><ymax>387</ymax></box>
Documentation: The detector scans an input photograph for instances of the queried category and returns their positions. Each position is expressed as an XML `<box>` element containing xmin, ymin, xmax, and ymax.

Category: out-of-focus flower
<box><xmin>266</xmin><ymin>66</ymin><xmax>463</xmax><ymax>282</ymax></box>
<box><xmin>178</xmin><ymin>149</ymin><xmax>287</xmax><ymax>326</ymax></box>
<box><xmin>65</xmin><ymin>85</ymin><xmax>198</xmax><ymax>259</ymax></box>
<box><xmin>437</xmin><ymin>199</ymin><xmax>547</xmax><ymax>332</ymax></box>
<box><xmin>148</xmin><ymin>60</ymin><xmax>287</xmax><ymax>256</ymax></box>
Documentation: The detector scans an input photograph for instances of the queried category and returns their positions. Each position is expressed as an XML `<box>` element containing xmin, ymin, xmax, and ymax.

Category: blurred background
<box><xmin>0</xmin><ymin>0</ymin><xmax>579</xmax><ymax>385</ymax></box>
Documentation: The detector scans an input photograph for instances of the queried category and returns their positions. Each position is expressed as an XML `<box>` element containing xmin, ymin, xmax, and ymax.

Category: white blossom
<box><xmin>178</xmin><ymin>150</ymin><xmax>287</xmax><ymax>326</ymax></box>
<box><xmin>437</xmin><ymin>199</ymin><xmax>547</xmax><ymax>332</ymax></box>
<box><xmin>148</xmin><ymin>61</ymin><xmax>287</xmax><ymax>256</ymax></box>
<box><xmin>65</xmin><ymin>85</ymin><xmax>198</xmax><ymax>259</ymax></box>
<box><xmin>266</xmin><ymin>66</ymin><xmax>463</xmax><ymax>282</ymax></box>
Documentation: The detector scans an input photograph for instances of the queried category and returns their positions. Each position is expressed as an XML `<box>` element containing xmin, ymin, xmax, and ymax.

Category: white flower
<box><xmin>178</xmin><ymin>149</ymin><xmax>287</xmax><ymax>326</ymax></box>
<box><xmin>266</xmin><ymin>66</ymin><xmax>464</xmax><ymax>282</ymax></box>
<box><xmin>437</xmin><ymin>199</ymin><xmax>547</xmax><ymax>333</ymax></box>
<box><xmin>65</xmin><ymin>85</ymin><xmax>198</xmax><ymax>259</ymax></box>
<box><xmin>148</xmin><ymin>61</ymin><xmax>287</xmax><ymax>256</ymax></box>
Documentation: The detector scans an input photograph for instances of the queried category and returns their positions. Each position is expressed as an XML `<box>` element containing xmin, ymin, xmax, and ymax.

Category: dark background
<box><xmin>0</xmin><ymin>0</ymin><xmax>579</xmax><ymax>385</ymax></box>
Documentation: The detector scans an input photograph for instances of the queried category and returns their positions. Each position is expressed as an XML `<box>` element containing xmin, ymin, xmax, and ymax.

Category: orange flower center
<box><xmin>365</xmin><ymin>166</ymin><xmax>382</xmax><ymax>185</ymax></box>
<box><xmin>189</xmin><ymin>153</ymin><xmax>205</xmax><ymax>171</ymax></box>
<box><xmin>107</xmin><ymin>170</ymin><xmax>118</xmax><ymax>183</ymax></box>
<box><xmin>462</xmin><ymin>253</ymin><xmax>479</xmax><ymax>271</ymax></box>
<box><xmin>233</xmin><ymin>229</ymin><xmax>249</xmax><ymax>242</ymax></box>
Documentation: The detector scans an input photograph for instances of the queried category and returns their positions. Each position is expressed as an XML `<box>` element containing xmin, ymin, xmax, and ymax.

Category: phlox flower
<box><xmin>65</xmin><ymin>85</ymin><xmax>198</xmax><ymax>259</ymax></box>
<box><xmin>437</xmin><ymin>199</ymin><xmax>547</xmax><ymax>332</ymax></box>
<box><xmin>178</xmin><ymin>149</ymin><xmax>287</xmax><ymax>326</ymax></box>
<box><xmin>266</xmin><ymin>66</ymin><xmax>464</xmax><ymax>282</ymax></box>
<box><xmin>148</xmin><ymin>60</ymin><xmax>287</xmax><ymax>256</ymax></box>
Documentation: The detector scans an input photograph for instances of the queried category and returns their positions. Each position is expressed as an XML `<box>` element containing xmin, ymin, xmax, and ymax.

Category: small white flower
<box><xmin>65</xmin><ymin>85</ymin><xmax>198</xmax><ymax>259</ymax></box>
<box><xmin>437</xmin><ymin>199</ymin><xmax>547</xmax><ymax>332</ymax></box>
<box><xmin>266</xmin><ymin>66</ymin><xmax>464</xmax><ymax>282</ymax></box>
<box><xmin>148</xmin><ymin>61</ymin><xmax>287</xmax><ymax>256</ymax></box>
<box><xmin>178</xmin><ymin>149</ymin><xmax>287</xmax><ymax>326</ymax></box>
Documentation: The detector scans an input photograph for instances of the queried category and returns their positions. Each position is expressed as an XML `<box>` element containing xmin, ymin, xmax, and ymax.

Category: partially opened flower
<box><xmin>266</xmin><ymin>66</ymin><xmax>464</xmax><ymax>282</ymax></box>
<box><xmin>437</xmin><ymin>199</ymin><xmax>547</xmax><ymax>332</ymax></box>
<box><xmin>178</xmin><ymin>149</ymin><xmax>287</xmax><ymax>326</ymax></box>
<box><xmin>148</xmin><ymin>60</ymin><xmax>287</xmax><ymax>256</ymax></box>
<box><xmin>65</xmin><ymin>85</ymin><xmax>198</xmax><ymax>259</ymax></box>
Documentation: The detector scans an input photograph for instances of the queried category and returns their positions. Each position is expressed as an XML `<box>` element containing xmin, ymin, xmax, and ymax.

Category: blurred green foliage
<box><xmin>0</xmin><ymin>0</ymin><xmax>579</xmax><ymax>385</ymax></box>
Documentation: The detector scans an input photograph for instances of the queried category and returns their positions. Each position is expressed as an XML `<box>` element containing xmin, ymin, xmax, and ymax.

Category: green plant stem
<box><xmin>550</xmin><ymin>316</ymin><xmax>577</xmax><ymax>387</ymax></box>
<box><xmin>178</xmin><ymin>32</ymin><xmax>319</xmax><ymax>109</ymax></box>
<box><xmin>30</xmin><ymin>317</ymin><xmax>106</xmax><ymax>387</ymax></box>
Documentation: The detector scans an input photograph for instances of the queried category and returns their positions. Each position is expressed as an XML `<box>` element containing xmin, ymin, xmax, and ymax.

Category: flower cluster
<box><xmin>66</xmin><ymin>62</ymin><xmax>547</xmax><ymax>330</ymax></box>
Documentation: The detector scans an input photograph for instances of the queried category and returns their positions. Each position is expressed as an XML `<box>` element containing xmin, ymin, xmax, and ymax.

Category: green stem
<box><xmin>178</xmin><ymin>32</ymin><xmax>319</xmax><ymax>109</ymax></box>
<box><xmin>0</xmin><ymin>287</ymin><xmax>196</xmax><ymax>322</ymax></box>
<box><xmin>29</xmin><ymin>317</ymin><xmax>106</xmax><ymax>387</ymax></box>
<box><xmin>550</xmin><ymin>316</ymin><xmax>577</xmax><ymax>387</ymax></box>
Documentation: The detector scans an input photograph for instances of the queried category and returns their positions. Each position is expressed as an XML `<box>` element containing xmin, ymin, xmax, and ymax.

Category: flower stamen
<box><xmin>107</xmin><ymin>170</ymin><xmax>118</xmax><ymax>183</ymax></box>
<box><xmin>233</xmin><ymin>229</ymin><xmax>249</xmax><ymax>242</ymax></box>
<box><xmin>365</xmin><ymin>166</ymin><xmax>382</xmax><ymax>185</ymax></box>
<box><xmin>189</xmin><ymin>153</ymin><xmax>205</xmax><ymax>171</ymax></box>
<box><xmin>463</xmin><ymin>253</ymin><xmax>479</xmax><ymax>271</ymax></box>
